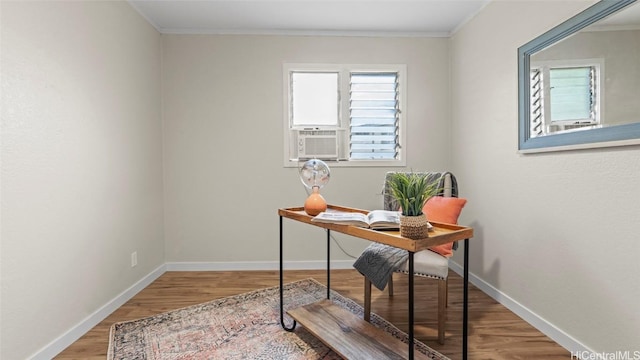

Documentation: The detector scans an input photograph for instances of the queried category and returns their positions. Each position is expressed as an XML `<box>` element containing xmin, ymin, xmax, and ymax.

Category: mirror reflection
<box><xmin>528</xmin><ymin>1</ymin><xmax>640</xmax><ymax>138</ymax></box>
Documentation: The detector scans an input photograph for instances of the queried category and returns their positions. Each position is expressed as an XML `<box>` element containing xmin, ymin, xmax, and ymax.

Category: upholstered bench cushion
<box><xmin>396</xmin><ymin>249</ymin><xmax>449</xmax><ymax>280</ymax></box>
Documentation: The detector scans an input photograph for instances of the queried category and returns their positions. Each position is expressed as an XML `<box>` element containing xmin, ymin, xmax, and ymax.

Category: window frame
<box><xmin>283</xmin><ymin>63</ymin><xmax>407</xmax><ymax>168</ymax></box>
<box><xmin>529</xmin><ymin>58</ymin><xmax>604</xmax><ymax>136</ymax></box>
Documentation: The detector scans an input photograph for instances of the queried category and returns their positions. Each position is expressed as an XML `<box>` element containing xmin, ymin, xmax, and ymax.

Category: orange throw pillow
<box><xmin>423</xmin><ymin>196</ymin><xmax>467</xmax><ymax>257</ymax></box>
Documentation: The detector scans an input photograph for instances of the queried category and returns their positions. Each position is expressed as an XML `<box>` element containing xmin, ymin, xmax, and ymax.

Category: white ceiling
<box><xmin>128</xmin><ymin>0</ymin><xmax>491</xmax><ymax>37</ymax></box>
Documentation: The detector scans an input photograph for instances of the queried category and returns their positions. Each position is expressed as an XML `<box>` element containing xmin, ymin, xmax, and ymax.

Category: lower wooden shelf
<box><xmin>287</xmin><ymin>299</ymin><xmax>429</xmax><ymax>360</ymax></box>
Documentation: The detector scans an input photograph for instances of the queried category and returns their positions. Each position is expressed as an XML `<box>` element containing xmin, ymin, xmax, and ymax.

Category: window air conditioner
<box><xmin>295</xmin><ymin>129</ymin><xmax>339</xmax><ymax>160</ymax></box>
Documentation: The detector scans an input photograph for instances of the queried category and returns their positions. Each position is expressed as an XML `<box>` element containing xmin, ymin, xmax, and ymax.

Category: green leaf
<box><xmin>387</xmin><ymin>172</ymin><xmax>443</xmax><ymax>216</ymax></box>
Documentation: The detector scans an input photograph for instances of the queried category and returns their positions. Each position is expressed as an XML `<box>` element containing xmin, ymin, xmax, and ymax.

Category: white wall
<box><xmin>450</xmin><ymin>0</ymin><xmax>640</xmax><ymax>353</ymax></box>
<box><xmin>0</xmin><ymin>2</ymin><xmax>164</xmax><ymax>359</ymax></box>
<box><xmin>161</xmin><ymin>34</ymin><xmax>452</xmax><ymax>264</ymax></box>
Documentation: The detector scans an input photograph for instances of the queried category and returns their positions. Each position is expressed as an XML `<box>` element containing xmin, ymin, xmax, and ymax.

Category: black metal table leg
<box><xmin>279</xmin><ymin>215</ymin><xmax>296</xmax><ymax>331</ymax></box>
<box><xmin>463</xmin><ymin>238</ymin><xmax>469</xmax><ymax>360</ymax></box>
<box><xmin>326</xmin><ymin>229</ymin><xmax>331</xmax><ymax>299</ymax></box>
<box><xmin>408</xmin><ymin>251</ymin><xmax>415</xmax><ymax>360</ymax></box>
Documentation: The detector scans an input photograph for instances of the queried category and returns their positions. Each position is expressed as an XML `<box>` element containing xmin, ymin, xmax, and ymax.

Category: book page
<box><xmin>311</xmin><ymin>211</ymin><xmax>369</xmax><ymax>227</ymax></box>
<box><xmin>367</xmin><ymin>210</ymin><xmax>400</xmax><ymax>229</ymax></box>
<box><xmin>367</xmin><ymin>210</ymin><xmax>400</xmax><ymax>224</ymax></box>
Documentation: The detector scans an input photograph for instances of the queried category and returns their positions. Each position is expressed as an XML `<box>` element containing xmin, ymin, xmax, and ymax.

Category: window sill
<box><xmin>284</xmin><ymin>159</ymin><xmax>406</xmax><ymax>168</ymax></box>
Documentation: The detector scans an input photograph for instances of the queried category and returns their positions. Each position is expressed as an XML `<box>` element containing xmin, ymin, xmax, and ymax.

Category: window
<box><xmin>549</xmin><ymin>67</ymin><xmax>595</xmax><ymax>122</ymax></box>
<box><xmin>530</xmin><ymin>59</ymin><xmax>603</xmax><ymax>137</ymax></box>
<box><xmin>350</xmin><ymin>72</ymin><xmax>399</xmax><ymax>160</ymax></box>
<box><xmin>291</xmin><ymin>72</ymin><xmax>339</xmax><ymax>127</ymax></box>
<box><xmin>283</xmin><ymin>64</ymin><xmax>406</xmax><ymax>167</ymax></box>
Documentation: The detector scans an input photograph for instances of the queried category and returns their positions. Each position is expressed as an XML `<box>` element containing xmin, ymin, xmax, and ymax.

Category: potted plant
<box><xmin>387</xmin><ymin>172</ymin><xmax>442</xmax><ymax>239</ymax></box>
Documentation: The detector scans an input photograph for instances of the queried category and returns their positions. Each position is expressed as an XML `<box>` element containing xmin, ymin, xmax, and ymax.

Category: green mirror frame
<box><xmin>518</xmin><ymin>0</ymin><xmax>640</xmax><ymax>153</ymax></box>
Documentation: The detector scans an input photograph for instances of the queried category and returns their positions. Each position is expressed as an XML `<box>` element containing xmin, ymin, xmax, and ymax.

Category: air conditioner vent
<box><xmin>295</xmin><ymin>130</ymin><xmax>338</xmax><ymax>160</ymax></box>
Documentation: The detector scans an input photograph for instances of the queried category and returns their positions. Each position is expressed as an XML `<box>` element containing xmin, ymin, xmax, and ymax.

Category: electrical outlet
<box><xmin>131</xmin><ymin>251</ymin><xmax>138</xmax><ymax>267</ymax></box>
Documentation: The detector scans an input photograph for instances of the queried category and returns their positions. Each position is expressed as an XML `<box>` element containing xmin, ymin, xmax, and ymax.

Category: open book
<box><xmin>311</xmin><ymin>210</ymin><xmax>400</xmax><ymax>230</ymax></box>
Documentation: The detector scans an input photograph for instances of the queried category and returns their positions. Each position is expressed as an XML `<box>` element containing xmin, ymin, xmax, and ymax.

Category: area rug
<box><xmin>108</xmin><ymin>278</ymin><xmax>449</xmax><ymax>360</ymax></box>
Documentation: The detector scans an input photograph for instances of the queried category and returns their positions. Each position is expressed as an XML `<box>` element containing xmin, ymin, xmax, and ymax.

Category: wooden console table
<box><xmin>279</xmin><ymin>205</ymin><xmax>473</xmax><ymax>360</ymax></box>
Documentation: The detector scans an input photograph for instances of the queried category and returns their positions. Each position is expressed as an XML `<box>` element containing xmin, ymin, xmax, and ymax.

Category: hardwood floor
<box><xmin>56</xmin><ymin>269</ymin><xmax>569</xmax><ymax>359</ymax></box>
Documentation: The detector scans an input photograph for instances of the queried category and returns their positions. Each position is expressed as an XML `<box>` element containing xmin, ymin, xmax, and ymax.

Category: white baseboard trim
<box><xmin>30</xmin><ymin>264</ymin><xmax>166</xmax><ymax>360</ymax></box>
<box><xmin>33</xmin><ymin>260</ymin><xmax>355</xmax><ymax>359</ymax></box>
<box><xmin>448</xmin><ymin>260</ymin><xmax>593</xmax><ymax>355</ymax></box>
<box><xmin>166</xmin><ymin>260</ymin><xmax>356</xmax><ymax>271</ymax></box>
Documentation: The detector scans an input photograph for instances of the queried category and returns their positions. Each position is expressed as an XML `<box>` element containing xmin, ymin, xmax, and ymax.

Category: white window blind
<box><xmin>530</xmin><ymin>68</ymin><xmax>544</xmax><ymax>137</ymax></box>
<box><xmin>549</xmin><ymin>67</ymin><xmax>595</xmax><ymax>122</ymax></box>
<box><xmin>349</xmin><ymin>72</ymin><xmax>399</xmax><ymax>160</ymax></box>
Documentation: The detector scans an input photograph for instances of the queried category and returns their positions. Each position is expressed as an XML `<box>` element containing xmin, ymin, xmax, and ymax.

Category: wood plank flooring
<box><xmin>55</xmin><ymin>269</ymin><xmax>570</xmax><ymax>359</ymax></box>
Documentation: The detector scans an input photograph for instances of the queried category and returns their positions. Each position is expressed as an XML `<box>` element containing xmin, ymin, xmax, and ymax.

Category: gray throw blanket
<box><xmin>353</xmin><ymin>171</ymin><xmax>458</xmax><ymax>291</ymax></box>
<box><xmin>352</xmin><ymin>243</ymin><xmax>408</xmax><ymax>290</ymax></box>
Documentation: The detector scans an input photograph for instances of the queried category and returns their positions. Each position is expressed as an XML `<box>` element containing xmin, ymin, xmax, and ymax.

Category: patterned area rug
<box><xmin>108</xmin><ymin>278</ymin><xmax>449</xmax><ymax>359</ymax></box>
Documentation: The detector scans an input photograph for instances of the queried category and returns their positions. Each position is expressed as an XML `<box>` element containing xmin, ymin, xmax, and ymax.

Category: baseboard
<box><xmin>166</xmin><ymin>260</ymin><xmax>356</xmax><ymax>271</ymax></box>
<box><xmin>30</xmin><ymin>264</ymin><xmax>166</xmax><ymax>360</ymax></box>
<box><xmin>448</xmin><ymin>260</ymin><xmax>593</xmax><ymax>355</ymax></box>
<box><xmin>32</xmin><ymin>260</ymin><xmax>355</xmax><ymax>359</ymax></box>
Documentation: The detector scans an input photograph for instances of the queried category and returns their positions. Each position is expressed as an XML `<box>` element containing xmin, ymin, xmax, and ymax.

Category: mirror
<box><xmin>518</xmin><ymin>0</ymin><xmax>640</xmax><ymax>152</ymax></box>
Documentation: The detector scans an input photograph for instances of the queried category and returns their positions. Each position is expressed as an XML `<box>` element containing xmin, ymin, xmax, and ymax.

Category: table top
<box><xmin>279</xmin><ymin>204</ymin><xmax>473</xmax><ymax>252</ymax></box>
